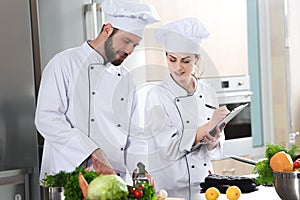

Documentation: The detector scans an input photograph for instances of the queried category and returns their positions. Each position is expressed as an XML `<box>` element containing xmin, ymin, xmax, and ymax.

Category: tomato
<box><xmin>137</xmin><ymin>184</ymin><xmax>144</xmax><ymax>189</ymax></box>
<box><xmin>129</xmin><ymin>187</ymin><xmax>136</xmax><ymax>194</ymax></box>
<box><xmin>133</xmin><ymin>190</ymin><xmax>143</xmax><ymax>198</ymax></box>
<box><xmin>293</xmin><ymin>158</ymin><xmax>300</xmax><ymax>169</ymax></box>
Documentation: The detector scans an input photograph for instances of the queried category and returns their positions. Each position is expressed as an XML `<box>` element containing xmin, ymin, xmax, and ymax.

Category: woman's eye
<box><xmin>169</xmin><ymin>58</ymin><xmax>176</xmax><ymax>62</ymax></box>
<box><xmin>182</xmin><ymin>60</ymin><xmax>191</xmax><ymax>64</ymax></box>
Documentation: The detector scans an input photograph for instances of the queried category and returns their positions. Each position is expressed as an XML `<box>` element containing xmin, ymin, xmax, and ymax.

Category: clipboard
<box><xmin>209</xmin><ymin>103</ymin><xmax>249</xmax><ymax>137</ymax></box>
<box><xmin>190</xmin><ymin>103</ymin><xmax>249</xmax><ymax>152</ymax></box>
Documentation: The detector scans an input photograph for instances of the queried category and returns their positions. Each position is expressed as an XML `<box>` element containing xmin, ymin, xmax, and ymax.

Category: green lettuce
<box><xmin>86</xmin><ymin>174</ymin><xmax>129</xmax><ymax>200</ymax></box>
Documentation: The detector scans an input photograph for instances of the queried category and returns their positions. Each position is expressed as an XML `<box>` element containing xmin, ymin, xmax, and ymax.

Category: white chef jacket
<box><xmin>35</xmin><ymin>42</ymin><xmax>136</xmax><ymax>182</ymax></box>
<box><xmin>144</xmin><ymin>75</ymin><xmax>224</xmax><ymax>200</ymax></box>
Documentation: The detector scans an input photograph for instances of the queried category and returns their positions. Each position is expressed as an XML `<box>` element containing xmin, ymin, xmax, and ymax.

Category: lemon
<box><xmin>205</xmin><ymin>187</ymin><xmax>220</xmax><ymax>200</ymax></box>
<box><xmin>226</xmin><ymin>186</ymin><xmax>241</xmax><ymax>200</ymax></box>
<box><xmin>270</xmin><ymin>151</ymin><xmax>294</xmax><ymax>172</ymax></box>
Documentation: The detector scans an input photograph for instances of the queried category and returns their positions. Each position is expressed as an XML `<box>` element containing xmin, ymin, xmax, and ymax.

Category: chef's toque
<box><xmin>101</xmin><ymin>0</ymin><xmax>161</xmax><ymax>38</ymax></box>
<box><xmin>155</xmin><ymin>17</ymin><xmax>209</xmax><ymax>54</ymax></box>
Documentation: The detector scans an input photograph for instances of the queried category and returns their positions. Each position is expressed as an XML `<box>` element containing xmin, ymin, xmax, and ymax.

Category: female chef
<box><xmin>144</xmin><ymin>18</ymin><xmax>230</xmax><ymax>199</ymax></box>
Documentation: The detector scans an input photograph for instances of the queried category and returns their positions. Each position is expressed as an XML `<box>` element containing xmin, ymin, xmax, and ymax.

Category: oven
<box><xmin>203</xmin><ymin>75</ymin><xmax>253</xmax><ymax>156</ymax></box>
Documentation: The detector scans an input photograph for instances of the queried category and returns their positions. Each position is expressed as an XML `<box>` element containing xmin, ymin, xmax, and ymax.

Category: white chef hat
<box><xmin>155</xmin><ymin>17</ymin><xmax>210</xmax><ymax>54</ymax></box>
<box><xmin>101</xmin><ymin>0</ymin><xmax>161</xmax><ymax>38</ymax></box>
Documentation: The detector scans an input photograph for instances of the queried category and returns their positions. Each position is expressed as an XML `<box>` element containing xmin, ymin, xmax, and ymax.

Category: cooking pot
<box><xmin>40</xmin><ymin>186</ymin><xmax>65</xmax><ymax>200</ymax></box>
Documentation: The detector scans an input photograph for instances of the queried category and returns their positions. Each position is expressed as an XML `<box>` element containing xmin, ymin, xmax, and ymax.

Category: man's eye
<box><xmin>183</xmin><ymin>60</ymin><xmax>191</xmax><ymax>64</ymax></box>
<box><xmin>123</xmin><ymin>39</ymin><xmax>130</xmax><ymax>44</ymax></box>
<box><xmin>169</xmin><ymin>58</ymin><xmax>176</xmax><ymax>62</ymax></box>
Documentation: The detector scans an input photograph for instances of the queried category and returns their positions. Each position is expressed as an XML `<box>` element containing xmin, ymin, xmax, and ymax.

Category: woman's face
<box><xmin>166</xmin><ymin>52</ymin><xmax>199</xmax><ymax>82</ymax></box>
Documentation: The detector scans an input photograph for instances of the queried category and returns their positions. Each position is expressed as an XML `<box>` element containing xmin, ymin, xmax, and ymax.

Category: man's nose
<box><xmin>124</xmin><ymin>44</ymin><xmax>135</xmax><ymax>55</ymax></box>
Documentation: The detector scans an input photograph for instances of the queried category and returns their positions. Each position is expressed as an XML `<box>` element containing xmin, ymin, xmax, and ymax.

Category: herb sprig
<box><xmin>40</xmin><ymin>170</ymin><xmax>69</xmax><ymax>187</ymax></box>
<box><xmin>40</xmin><ymin>167</ymin><xmax>97</xmax><ymax>200</ymax></box>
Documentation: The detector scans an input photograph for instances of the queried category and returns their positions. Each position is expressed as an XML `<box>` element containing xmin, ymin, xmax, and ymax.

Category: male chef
<box><xmin>35</xmin><ymin>0</ymin><xmax>160</xmax><ymax>183</ymax></box>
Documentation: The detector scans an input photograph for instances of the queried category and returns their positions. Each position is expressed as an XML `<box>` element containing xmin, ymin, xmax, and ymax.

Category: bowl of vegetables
<box><xmin>273</xmin><ymin>171</ymin><xmax>300</xmax><ymax>200</ymax></box>
<box><xmin>254</xmin><ymin>143</ymin><xmax>300</xmax><ymax>200</ymax></box>
<box><xmin>271</xmin><ymin>151</ymin><xmax>300</xmax><ymax>200</ymax></box>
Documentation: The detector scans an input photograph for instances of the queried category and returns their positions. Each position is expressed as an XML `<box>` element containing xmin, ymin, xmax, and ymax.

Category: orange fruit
<box><xmin>270</xmin><ymin>151</ymin><xmax>294</xmax><ymax>172</ymax></box>
<box><xmin>226</xmin><ymin>186</ymin><xmax>241</xmax><ymax>200</ymax></box>
<box><xmin>205</xmin><ymin>187</ymin><xmax>220</xmax><ymax>200</ymax></box>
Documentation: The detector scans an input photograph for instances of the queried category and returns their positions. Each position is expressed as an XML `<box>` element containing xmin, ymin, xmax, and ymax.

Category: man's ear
<box><xmin>102</xmin><ymin>23</ymin><xmax>114</xmax><ymax>36</ymax></box>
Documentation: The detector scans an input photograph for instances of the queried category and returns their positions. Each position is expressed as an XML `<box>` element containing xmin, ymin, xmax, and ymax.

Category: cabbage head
<box><xmin>86</xmin><ymin>174</ymin><xmax>129</xmax><ymax>200</ymax></box>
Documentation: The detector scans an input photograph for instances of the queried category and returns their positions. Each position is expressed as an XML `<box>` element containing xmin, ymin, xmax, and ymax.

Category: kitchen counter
<box><xmin>200</xmin><ymin>185</ymin><xmax>281</xmax><ymax>200</ymax></box>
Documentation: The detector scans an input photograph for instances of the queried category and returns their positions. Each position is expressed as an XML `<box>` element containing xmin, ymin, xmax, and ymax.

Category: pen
<box><xmin>205</xmin><ymin>104</ymin><xmax>217</xmax><ymax>109</ymax></box>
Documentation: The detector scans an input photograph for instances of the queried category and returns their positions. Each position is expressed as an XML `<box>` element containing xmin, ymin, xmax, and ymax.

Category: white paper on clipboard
<box><xmin>190</xmin><ymin>103</ymin><xmax>249</xmax><ymax>152</ymax></box>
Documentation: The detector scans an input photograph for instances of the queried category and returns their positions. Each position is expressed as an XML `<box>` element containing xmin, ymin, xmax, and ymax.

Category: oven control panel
<box><xmin>203</xmin><ymin>75</ymin><xmax>251</xmax><ymax>93</ymax></box>
<box><xmin>202</xmin><ymin>75</ymin><xmax>252</xmax><ymax>105</ymax></box>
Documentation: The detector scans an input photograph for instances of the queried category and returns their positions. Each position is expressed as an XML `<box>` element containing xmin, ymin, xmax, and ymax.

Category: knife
<box><xmin>226</xmin><ymin>155</ymin><xmax>258</xmax><ymax>165</ymax></box>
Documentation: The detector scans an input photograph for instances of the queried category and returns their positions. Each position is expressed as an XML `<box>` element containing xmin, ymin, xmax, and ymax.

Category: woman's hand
<box><xmin>194</xmin><ymin>106</ymin><xmax>229</xmax><ymax>149</ymax></box>
<box><xmin>208</xmin><ymin>106</ymin><xmax>230</xmax><ymax>131</ymax></box>
<box><xmin>204</xmin><ymin>126</ymin><xmax>223</xmax><ymax>150</ymax></box>
<box><xmin>91</xmin><ymin>149</ymin><xmax>115</xmax><ymax>175</ymax></box>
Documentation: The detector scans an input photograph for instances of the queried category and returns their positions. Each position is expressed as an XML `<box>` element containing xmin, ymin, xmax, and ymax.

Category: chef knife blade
<box><xmin>226</xmin><ymin>155</ymin><xmax>258</xmax><ymax>165</ymax></box>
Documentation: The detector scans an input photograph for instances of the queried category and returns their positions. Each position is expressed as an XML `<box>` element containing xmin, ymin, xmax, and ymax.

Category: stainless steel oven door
<box><xmin>216</xmin><ymin>90</ymin><xmax>252</xmax><ymax>140</ymax></box>
<box><xmin>216</xmin><ymin>90</ymin><xmax>253</xmax><ymax>156</ymax></box>
<box><xmin>222</xmin><ymin>102</ymin><xmax>251</xmax><ymax>140</ymax></box>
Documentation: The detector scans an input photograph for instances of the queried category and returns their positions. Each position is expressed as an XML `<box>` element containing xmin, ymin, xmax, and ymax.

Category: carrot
<box><xmin>78</xmin><ymin>172</ymin><xmax>88</xmax><ymax>199</ymax></box>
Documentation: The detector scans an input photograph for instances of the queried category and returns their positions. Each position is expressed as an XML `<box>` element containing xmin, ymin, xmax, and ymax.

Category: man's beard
<box><xmin>104</xmin><ymin>36</ymin><xmax>128</xmax><ymax>66</ymax></box>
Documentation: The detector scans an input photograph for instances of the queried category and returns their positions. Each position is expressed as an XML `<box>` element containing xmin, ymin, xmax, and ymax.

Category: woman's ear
<box><xmin>195</xmin><ymin>54</ymin><xmax>201</xmax><ymax>65</ymax></box>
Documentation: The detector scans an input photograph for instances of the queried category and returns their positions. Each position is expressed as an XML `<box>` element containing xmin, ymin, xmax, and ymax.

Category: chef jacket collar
<box><xmin>84</xmin><ymin>41</ymin><xmax>122</xmax><ymax>74</ymax></box>
<box><xmin>106</xmin><ymin>63</ymin><xmax>122</xmax><ymax>75</ymax></box>
<box><xmin>165</xmin><ymin>74</ymin><xmax>198</xmax><ymax>97</ymax></box>
<box><xmin>83</xmin><ymin>41</ymin><xmax>105</xmax><ymax>65</ymax></box>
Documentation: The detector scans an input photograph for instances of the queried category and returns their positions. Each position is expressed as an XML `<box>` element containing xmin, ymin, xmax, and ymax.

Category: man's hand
<box><xmin>132</xmin><ymin>169</ymin><xmax>155</xmax><ymax>186</ymax></box>
<box><xmin>91</xmin><ymin>149</ymin><xmax>115</xmax><ymax>175</ymax></box>
<box><xmin>146</xmin><ymin>172</ymin><xmax>155</xmax><ymax>186</ymax></box>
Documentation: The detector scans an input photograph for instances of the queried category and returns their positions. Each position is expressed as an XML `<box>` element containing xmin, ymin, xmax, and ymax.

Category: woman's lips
<box><xmin>174</xmin><ymin>71</ymin><xmax>184</xmax><ymax>76</ymax></box>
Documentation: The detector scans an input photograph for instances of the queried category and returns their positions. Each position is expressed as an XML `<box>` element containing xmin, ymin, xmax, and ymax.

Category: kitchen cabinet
<box><xmin>211</xmin><ymin>155</ymin><xmax>254</xmax><ymax>176</ymax></box>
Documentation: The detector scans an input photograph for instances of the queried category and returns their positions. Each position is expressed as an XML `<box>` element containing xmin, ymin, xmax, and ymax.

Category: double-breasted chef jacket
<box><xmin>35</xmin><ymin>42</ymin><xmax>137</xmax><ymax>183</ymax></box>
<box><xmin>144</xmin><ymin>75</ymin><xmax>224</xmax><ymax>200</ymax></box>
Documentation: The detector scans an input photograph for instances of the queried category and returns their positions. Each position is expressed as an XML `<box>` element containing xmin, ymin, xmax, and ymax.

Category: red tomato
<box><xmin>133</xmin><ymin>190</ymin><xmax>143</xmax><ymax>198</ymax></box>
<box><xmin>294</xmin><ymin>159</ymin><xmax>300</xmax><ymax>169</ymax></box>
<box><xmin>129</xmin><ymin>187</ymin><xmax>136</xmax><ymax>194</ymax></box>
<box><xmin>137</xmin><ymin>184</ymin><xmax>144</xmax><ymax>189</ymax></box>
